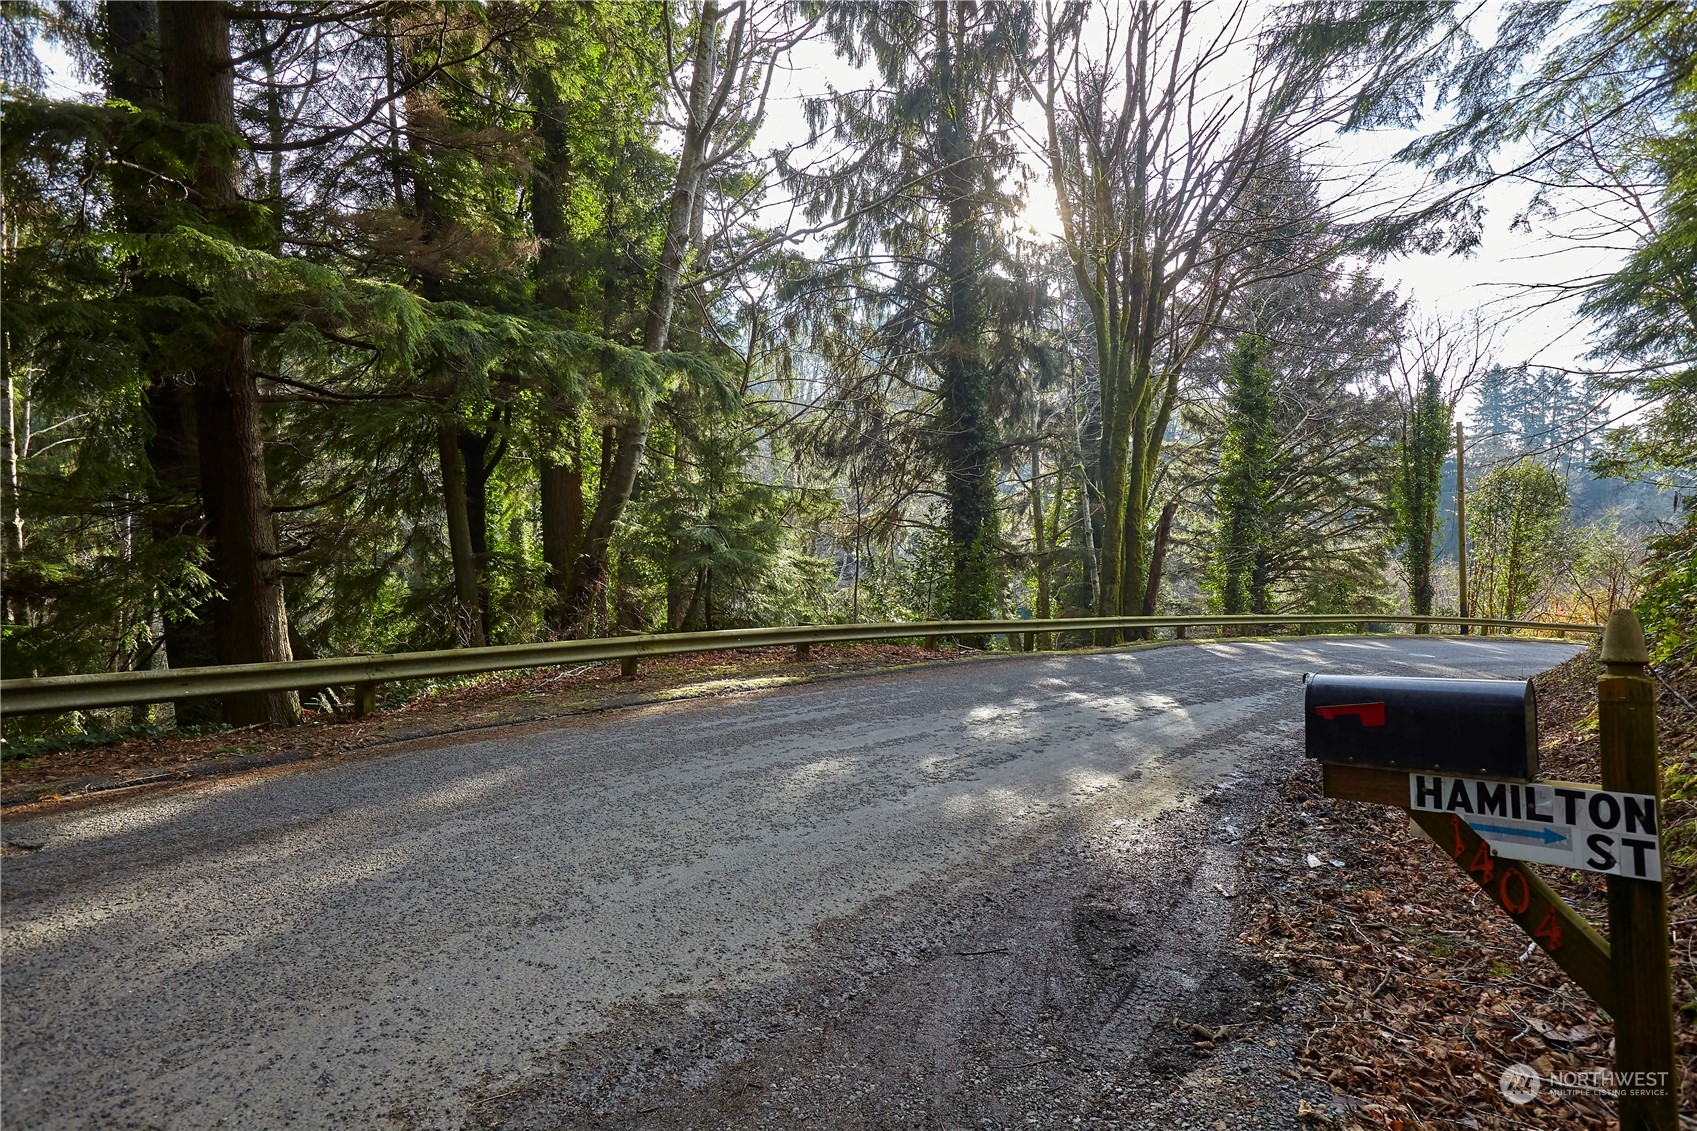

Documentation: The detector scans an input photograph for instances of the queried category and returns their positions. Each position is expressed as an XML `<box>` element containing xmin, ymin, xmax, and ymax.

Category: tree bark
<box><xmin>108</xmin><ymin>0</ymin><xmax>220</xmax><ymax>720</ymax></box>
<box><xmin>160</xmin><ymin>1</ymin><xmax>296</xmax><ymax>726</ymax></box>
<box><xmin>1</xmin><ymin>342</ymin><xmax>23</xmax><ymax>622</ymax></box>
<box><xmin>456</xmin><ymin>422</ymin><xmax>502</xmax><ymax>641</ymax></box>
<box><xmin>1140</xmin><ymin>500</ymin><xmax>1177</xmax><ymax>618</ymax></box>
<box><xmin>528</xmin><ymin>64</ymin><xmax>587</xmax><ymax>633</ymax></box>
<box><xmin>1029</xmin><ymin>442</ymin><xmax>1050</xmax><ymax>621</ymax></box>
<box><xmin>144</xmin><ymin>379</ymin><xmax>221</xmax><ymax>720</ymax></box>
<box><xmin>437</xmin><ymin>424</ymin><xmax>485</xmax><ymax>647</ymax></box>
<box><xmin>560</xmin><ymin>0</ymin><xmax>727</xmax><ymax>634</ymax></box>
<box><xmin>538</xmin><ymin>419</ymin><xmax>583</xmax><ymax>631</ymax></box>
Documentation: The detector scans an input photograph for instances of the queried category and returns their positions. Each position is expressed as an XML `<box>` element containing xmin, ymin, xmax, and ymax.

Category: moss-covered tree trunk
<box><xmin>1396</xmin><ymin>371</ymin><xmax>1452</xmax><ymax>633</ymax></box>
<box><xmin>1212</xmin><ymin>335</ymin><xmax>1275</xmax><ymax>618</ymax></box>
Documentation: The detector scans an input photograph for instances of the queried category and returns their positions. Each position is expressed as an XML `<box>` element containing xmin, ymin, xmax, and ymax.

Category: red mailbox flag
<box><xmin>1314</xmin><ymin>702</ymin><xmax>1386</xmax><ymax>727</ymax></box>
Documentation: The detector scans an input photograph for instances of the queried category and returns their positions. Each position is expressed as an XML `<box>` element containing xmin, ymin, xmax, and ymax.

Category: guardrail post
<box><xmin>352</xmin><ymin>682</ymin><xmax>379</xmax><ymax>719</ymax></box>
<box><xmin>1021</xmin><ymin>631</ymin><xmax>1034</xmax><ymax>652</ymax></box>
<box><xmin>794</xmin><ymin>642</ymin><xmax>812</xmax><ymax>661</ymax></box>
<box><xmin>1598</xmin><ymin>610</ymin><xmax>1678</xmax><ymax>1130</ymax></box>
<box><xmin>620</xmin><ymin>656</ymin><xmax>639</xmax><ymax>680</ymax></box>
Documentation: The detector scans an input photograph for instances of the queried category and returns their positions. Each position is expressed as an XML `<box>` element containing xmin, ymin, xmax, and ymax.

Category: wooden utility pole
<box><xmin>1455</xmin><ymin>421</ymin><xmax>1469</xmax><ymax>636</ymax></box>
<box><xmin>1598</xmin><ymin>609</ymin><xmax>1678</xmax><ymax>1130</ymax></box>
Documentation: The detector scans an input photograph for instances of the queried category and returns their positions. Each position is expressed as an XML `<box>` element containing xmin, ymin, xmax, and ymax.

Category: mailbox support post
<box><xmin>1598</xmin><ymin>610</ymin><xmax>1678</xmax><ymax>1130</ymax></box>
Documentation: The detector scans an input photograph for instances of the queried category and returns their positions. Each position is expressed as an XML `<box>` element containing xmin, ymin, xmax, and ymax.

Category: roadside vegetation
<box><xmin>1</xmin><ymin>0</ymin><xmax>1688</xmax><ymax>744</ymax></box>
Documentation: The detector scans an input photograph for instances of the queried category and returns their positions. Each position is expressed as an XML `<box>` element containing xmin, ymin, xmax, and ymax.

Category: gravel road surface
<box><xmin>1</xmin><ymin>636</ymin><xmax>1579</xmax><ymax>1128</ymax></box>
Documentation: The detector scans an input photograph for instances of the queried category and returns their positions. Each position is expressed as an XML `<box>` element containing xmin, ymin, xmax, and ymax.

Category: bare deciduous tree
<box><xmin>1025</xmin><ymin>0</ymin><xmax>1402</xmax><ymax>640</ymax></box>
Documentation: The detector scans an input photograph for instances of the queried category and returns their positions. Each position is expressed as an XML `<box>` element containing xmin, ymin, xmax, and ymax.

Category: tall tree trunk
<box><xmin>144</xmin><ymin>380</ymin><xmax>220</xmax><ymax>720</ymax></box>
<box><xmin>1028</xmin><ymin>442</ymin><xmax>1050</xmax><ymax>621</ymax></box>
<box><xmin>560</xmin><ymin>0</ymin><xmax>726</xmax><ymax>634</ymax></box>
<box><xmin>1029</xmin><ymin>442</ymin><xmax>1055</xmax><ymax>649</ymax></box>
<box><xmin>109</xmin><ymin>0</ymin><xmax>220</xmax><ymax>720</ymax></box>
<box><xmin>528</xmin><ymin>65</ymin><xmax>587</xmax><ymax>633</ymax></box>
<box><xmin>1076</xmin><ymin>464</ymin><xmax>1100</xmax><ymax>614</ymax></box>
<box><xmin>1066</xmin><ymin>374</ymin><xmax>1100</xmax><ymax>615</ymax></box>
<box><xmin>1094</xmin><ymin>347</ymin><xmax>1136</xmax><ymax>642</ymax></box>
<box><xmin>456</xmin><ymin>424</ymin><xmax>500</xmax><ymax>641</ymax></box>
<box><xmin>159</xmin><ymin>1</ymin><xmax>296</xmax><ymax>726</ymax></box>
<box><xmin>1</xmin><ymin>340</ymin><xmax>23</xmax><ymax>625</ymax></box>
<box><xmin>934</xmin><ymin>1</ymin><xmax>997</xmax><ymax>632</ymax></box>
<box><xmin>538</xmin><ymin>419</ymin><xmax>583</xmax><ymax>632</ymax></box>
<box><xmin>437</xmin><ymin>424</ymin><xmax>485</xmax><ymax>647</ymax></box>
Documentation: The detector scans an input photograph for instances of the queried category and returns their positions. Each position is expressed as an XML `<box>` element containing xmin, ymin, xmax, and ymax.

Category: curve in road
<box><xmin>1</xmin><ymin>636</ymin><xmax>1579</xmax><ymax>1127</ymax></box>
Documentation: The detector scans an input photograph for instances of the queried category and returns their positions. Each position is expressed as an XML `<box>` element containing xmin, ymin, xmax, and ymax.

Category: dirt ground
<box><xmin>1252</xmin><ymin>651</ymin><xmax>1697</xmax><ymax>1129</ymax></box>
<box><xmin>456</xmin><ymin>734</ymin><xmax>1323</xmax><ymax>1131</ymax></box>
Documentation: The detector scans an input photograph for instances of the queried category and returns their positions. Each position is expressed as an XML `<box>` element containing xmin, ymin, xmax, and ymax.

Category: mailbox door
<box><xmin>1305</xmin><ymin>674</ymin><xmax>1537</xmax><ymax>780</ymax></box>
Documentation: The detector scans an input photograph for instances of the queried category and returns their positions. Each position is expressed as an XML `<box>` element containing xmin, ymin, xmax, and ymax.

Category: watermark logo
<box><xmin>1498</xmin><ymin>1063</ymin><xmax>1670</xmax><ymax>1103</ymax></box>
<box><xmin>1500</xmin><ymin>1063</ymin><xmax>1542</xmax><ymax>1105</ymax></box>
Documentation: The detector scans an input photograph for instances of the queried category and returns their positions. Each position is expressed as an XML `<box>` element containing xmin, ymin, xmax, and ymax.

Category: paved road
<box><xmin>1</xmin><ymin>636</ymin><xmax>1578</xmax><ymax>1128</ymax></box>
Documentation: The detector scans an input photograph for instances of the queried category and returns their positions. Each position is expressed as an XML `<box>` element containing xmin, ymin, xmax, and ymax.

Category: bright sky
<box><xmin>753</xmin><ymin>13</ymin><xmax>1624</xmax><ymax>389</ymax></box>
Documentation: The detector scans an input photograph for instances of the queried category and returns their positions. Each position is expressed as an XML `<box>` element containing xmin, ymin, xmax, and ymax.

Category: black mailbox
<box><xmin>1304</xmin><ymin>674</ymin><xmax>1538</xmax><ymax>781</ymax></box>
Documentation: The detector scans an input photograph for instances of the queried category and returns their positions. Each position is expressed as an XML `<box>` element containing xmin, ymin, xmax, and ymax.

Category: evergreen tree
<box><xmin>792</xmin><ymin>2</ymin><xmax>1034</xmax><ymax>626</ymax></box>
<box><xmin>1467</xmin><ymin>461</ymin><xmax>1572</xmax><ymax>621</ymax></box>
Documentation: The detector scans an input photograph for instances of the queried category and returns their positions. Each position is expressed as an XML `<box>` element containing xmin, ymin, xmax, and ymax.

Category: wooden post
<box><xmin>620</xmin><ymin>655</ymin><xmax>639</xmax><ymax>679</ymax></box>
<box><xmin>1022</xmin><ymin>631</ymin><xmax>1034</xmax><ymax>652</ymax></box>
<box><xmin>1597</xmin><ymin>609</ymin><xmax>1678</xmax><ymax>1130</ymax></box>
<box><xmin>794</xmin><ymin>642</ymin><xmax>812</xmax><ymax>661</ymax></box>
<box><xmin>352</xmin><ymin>682</ymin><xmax>379</xmax><ymax>719</ymax></box>
<box><xmin>1456</xmin><ymin>421</ymin><xmax>1470</xmax><ymax>636</ymax></box>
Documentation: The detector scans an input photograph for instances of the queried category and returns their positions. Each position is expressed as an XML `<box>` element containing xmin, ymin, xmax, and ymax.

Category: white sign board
<box><xmin>1409</xmin><ymin>773</ymin><xmax>1662</xmax><ymax>881</ymax></box>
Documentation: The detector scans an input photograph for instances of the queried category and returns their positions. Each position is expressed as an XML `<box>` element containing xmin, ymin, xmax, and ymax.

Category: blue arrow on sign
<box><xmin>1470</xmin><ymin>822</ymin><xmax>1569</xmax><ymax>846</ymax></box>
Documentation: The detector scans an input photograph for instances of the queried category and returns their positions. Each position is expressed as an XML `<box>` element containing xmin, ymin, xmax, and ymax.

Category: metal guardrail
<box><xmin>0</xmin><ymin>613</ymin><xmax>1602</xmax><ymax>717</ymax></box>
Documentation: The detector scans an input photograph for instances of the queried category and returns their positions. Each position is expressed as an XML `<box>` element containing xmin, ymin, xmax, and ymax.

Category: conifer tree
<box><xmin>792</xmin><ymin>2</ymin><xmax>1034</xmax><ymax>624</ymax></box>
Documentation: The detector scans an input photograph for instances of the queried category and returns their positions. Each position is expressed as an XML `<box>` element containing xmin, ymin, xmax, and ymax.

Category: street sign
<box><xmin>1409</xmin><ymin>773</ymin><xmax>1661</xmax><ymax>881</ymax></box>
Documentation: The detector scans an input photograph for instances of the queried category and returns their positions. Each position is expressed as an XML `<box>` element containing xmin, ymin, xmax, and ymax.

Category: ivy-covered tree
<box><xmin>1394</xmin><ymin>371</ymin><xmax>1451</xmax><ymax>628</ymax></box>
<box><xmin>1467</xmin><ymin>461</ymin><xmax>1572</xmax><ymax>622</ymax></box>
<box><xmin>1209</xmin><ymin>336</ymin><xmax>1276</xmax><ymax>615</ymax></box>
